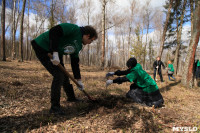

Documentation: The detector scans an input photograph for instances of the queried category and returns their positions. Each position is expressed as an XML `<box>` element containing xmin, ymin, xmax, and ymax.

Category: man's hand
<box><xmin>77</xmin><ymin>80</ymin><xmax>84</xmax><ymax>91</ymax></box>
<box><xmin>106</xmin><ymin>80</ymin><xmax>113</xmax><ymax>87</ymax></box>
<box><xmin>51</xmin><ymin>52</ymin><xmax>60</xmax><ymax>65</ymax></box>
<box><xmin>106</xmin><ymin>72</ymin><xmax>115</xmax><ymax>78</ymax></box>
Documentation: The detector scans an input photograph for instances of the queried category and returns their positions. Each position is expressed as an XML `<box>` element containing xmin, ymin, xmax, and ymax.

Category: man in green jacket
<box><xmin>31</xmin><ymin>23</ymin><xmax>98</xmax><ymax>115</ymax></box>
<box><xmin>106</xmin><ymin>57</ymin><xmax>164</xmax><ymax>107</ymax></box>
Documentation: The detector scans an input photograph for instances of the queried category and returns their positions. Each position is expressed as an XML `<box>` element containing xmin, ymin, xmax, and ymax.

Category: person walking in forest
<box><xmin>167</xmin><ymin>60</ymin><xmax>175</xmax><ymax>81</ymax></box>
<box><xmin>105</xmin><ymin>57</ymin><xmax>164</xmax><ymax>108</ymax></box>
<box><xmin>153</xmin><ymin>56</ymin><xmax>165</xmax><ymax>82</ymax></box>
<box><xmin>31</xmin><ymin>23</ymin><xmax>98</xmax><ymax>115</ymax></box>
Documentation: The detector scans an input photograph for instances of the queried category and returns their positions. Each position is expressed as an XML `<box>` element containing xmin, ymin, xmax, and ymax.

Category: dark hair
<box><xmin>126</xmin><ymin>57</ymin><xmax>137</xmax><ymax>68</ymax></box>
<box><xmin>80</xmin><ymin>26</ymin><xmax>98</xmax><ymax>39</ymax></box>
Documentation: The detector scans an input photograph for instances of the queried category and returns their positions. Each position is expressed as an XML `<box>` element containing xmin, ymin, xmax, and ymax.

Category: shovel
<box><xmin>156</xmin><ymin>67</ymin><xmax>158</xmax><ymax>82</ymax></box>
<box><xmin>48</xmin><ymin>53</ymin><xmax>96</xmax><ymax>102</ymax></box>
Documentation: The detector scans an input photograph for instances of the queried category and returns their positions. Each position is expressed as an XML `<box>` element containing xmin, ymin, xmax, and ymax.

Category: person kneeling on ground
<box><xmin>106</xmin><ymin>57</ymin><xmax>164</xmax><ymax>108</ymax></box>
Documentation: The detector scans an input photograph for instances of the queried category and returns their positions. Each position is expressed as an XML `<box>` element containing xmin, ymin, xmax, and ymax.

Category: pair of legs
<box><xmin>153</xmin><ymin>68</ymin><xmax>164</xmax><ymax>82</ymax></box>
<box><xmin>126</xmin><ymin>84</ymin><xmax>164</xmax><ymax>108</ymax></box>
<box><xmin>168</xmin><ymin>74</ymin><xmax>175</xmax><ymax>81</ymax></box>
<box><xmin>31</xmin><ymin>41</ymin><xmax>77</xmax><ymax>111</ymax></box>
<box><xmin>196</xmin><ymin>66</ymin><xmax>200</xmax><ymax>79</ymax></box>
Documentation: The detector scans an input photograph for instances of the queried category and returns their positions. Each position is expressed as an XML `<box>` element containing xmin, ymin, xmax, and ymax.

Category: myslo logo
<box><xmin>172</xmin><ymin>126</ymin><xmax>198</xmax><ymax>132</ymax></box>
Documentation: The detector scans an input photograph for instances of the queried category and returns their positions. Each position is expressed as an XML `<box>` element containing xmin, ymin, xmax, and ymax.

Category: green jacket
<box><xmin>34</xmin><ymin>23</ymin><xmax>82</xmax><ymax>58</ymax></box>
<box><xmin>126</xmin><ymin>63</ymin><xmax>158</xmax><ymax>93</ymax></box>
<box><xmin>197</xmin><ymin>60</ymin><xmax>200</xmax><ymax>67</ymax></box>
<box><xmin>168</xmin><ymin>64</ymin><xmax>174</xmax><ymax>72</ymax></box>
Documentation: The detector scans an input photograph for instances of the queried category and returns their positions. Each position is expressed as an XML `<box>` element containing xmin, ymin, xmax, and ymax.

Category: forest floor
<box><xmin>0</xmin><ymin>60</ymin><xmax>200</xmax><ymax>133</ymax></box>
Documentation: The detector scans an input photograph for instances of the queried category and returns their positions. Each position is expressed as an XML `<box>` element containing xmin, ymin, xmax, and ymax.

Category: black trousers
<box><xmin>126</xmin><ymin>84</ymin><xmax>164</xmax><ymax>107</ymax></box>
<box><xmin>196</xmin><ymin>66</ymin><xmax>200</xmax><ymax>79</ymax></box>
<box><xmin>31</xmin><ymin>40</ymin><xmax>75</xmax><ymax>108</ymax></box>
<box><xmin>153</xmin><ymin>68</ymin><xmax>164</xmax><ymax>81</ymax></box>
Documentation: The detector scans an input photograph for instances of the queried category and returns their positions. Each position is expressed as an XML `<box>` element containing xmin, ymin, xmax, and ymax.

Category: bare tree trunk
<box><xmin>1</xmin><ymin>0</ymin><xmax>6</xmax><ymax>61</ymax></box>
<box><xmin>109</xmin><ymin>43</ymin><xmax>113</xmax><ymax>67</ymax></box>
<box><xmin>173</xmin><ymin>0</ymin><xmax>187</xmax><ymax>75</ymax></box>
<box><xmin>143</xmin><ymin>0</ymin><xmax>151</xmax><ymax>70</ymax></box>
<box><xmin>26</xmin><ymin>0</ymin><xmax>30</xmax><ymax>60</ymax></box>
<box><xmin>19</xmin><ymin>0</ymin><xmax>27</xmax><ymax>62</ymax></box>
<box><xmin>144</xmin><ymin>19</ymin><xmax>149</xmax><ymax>70</ymax></box>
<box><xmin>87</xmin><ymin>9</ymin><xmax>90</xmax><ymax>66</ymax></box>
<box><xmin>101</xmin><ymin>0</ymin><xmax>106</xmax><ymax>69</ymax></box>
<box><xmin>158</xmin><ymin>0</ymin><xmax>173</xmax><ymax>57</ymax></box>
<box><xmin>128</xmin><ymin>0</ymin><xmax>136</xmax><ymax>59</ymax></box>
<box><xmin>15</xmin><ymin>0</ymin><xmax>21</xmax><ymax>59</ymax></box>
<box><xmin>181</xmin><ymin>0</ymin><xmax>200</xmax><ymax>88</ymax></box>
<box><xmin>128</xmin><ymin>25</ymin><xmax>131</xmax><ymax>59</ymax></box>
<box><xmin>11</xmin><ymin>0</ymin><xmax>17</xmax><ymax>60</ymax></box>
<box><xmin>29</xmin><ymin>46</ymin><xmax>33</xmax><ymax>61</ymax></box>
<box><xmin>87</xmin><ymin>43</ymin><xmax>90</xmax><ymax>66</ymax></box>
<box><xmin>122</xmin><ymin>34</ymin><xmax>125</xmax><ymax>67</ymax></box>
<box><xmin>173</xmin><ymin>17</ymin><xmax>180</xmax><ymax>75</ymax></box>
<box><xmin>190</xmin><ymin>0</ymin><xmax>194</xmax><ymax>34</ymax></box>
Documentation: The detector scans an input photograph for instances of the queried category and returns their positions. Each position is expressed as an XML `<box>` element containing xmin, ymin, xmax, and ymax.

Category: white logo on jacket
<box><xmin>64</xmin><ymin>45</ymin><xmax>75</xmax><ymax>54</ymax></box>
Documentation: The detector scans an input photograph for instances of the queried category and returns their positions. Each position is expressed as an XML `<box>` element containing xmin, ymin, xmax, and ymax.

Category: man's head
<box><xmin>81</xmin><ymin>26</ymin><xmax>98</xmax><ymax>45</ymax></box>
<box><xmin>157</xmin><ymin>56</ymin><xmax>161</xmax><ymax>61</ymax></box>
<box><xmin>126</xmin><ymin>57</ymin><xmax>137</xmax><ymax>69</ymax></box>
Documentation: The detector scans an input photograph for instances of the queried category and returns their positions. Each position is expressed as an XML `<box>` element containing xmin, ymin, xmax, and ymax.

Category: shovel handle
<box><xmin>48</xmin><ymin>53</ymin><xmax>94</xmax><ymax>101</ymax></box>
<box><xmin>48</xmin><ymin>53</ymin><xmax>81</xmax><ymax>87</ymax></box>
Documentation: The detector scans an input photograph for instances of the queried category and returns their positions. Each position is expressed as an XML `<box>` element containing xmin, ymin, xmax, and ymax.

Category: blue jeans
<box><xmin>168</xmin><ymin>74</ymin><xmax>175</xmax><ymax>80</ymax></box>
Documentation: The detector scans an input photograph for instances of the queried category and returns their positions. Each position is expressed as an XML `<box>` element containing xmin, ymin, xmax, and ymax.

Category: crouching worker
<box><xmin>106</xmin><ymin>57</ymin><xmax>164</xmax><ymax>108</ymax></box>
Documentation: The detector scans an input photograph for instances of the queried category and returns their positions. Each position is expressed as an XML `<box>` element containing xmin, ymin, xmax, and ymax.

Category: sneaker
<box><xmin>49</xmin><ymin>107</ymin><xmax>65</xmax><ymax>115</ymax></box>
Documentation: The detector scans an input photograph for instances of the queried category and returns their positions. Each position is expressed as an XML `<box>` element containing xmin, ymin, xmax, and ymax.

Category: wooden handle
<box><xmin>48</xmin><ymin>53</ymin><xmax>94</xmax><ymax>101</ymax></box>
<box><xmin>48</xmin><ymin>53</ymin><xmax>81</xmax><ymax>87</ymax></box>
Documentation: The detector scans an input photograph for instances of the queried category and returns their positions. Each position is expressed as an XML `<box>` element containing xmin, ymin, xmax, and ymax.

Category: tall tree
<box><xmin>173</xmin><ymin>0</ymin><xmax>187</xmax><ymax>75</ymax></box>
<box><xmin>13</xmin><ymin>0</ymin><xmax>21</xmax><ymax>59</ymax></box>
<box><xmin>11</xmin><ymin>0</ymin><xmax>17</xmax><ymax>60</ymax></box>
<box><xmin>127</xmin><ymin>0</ymin><xmax>137</xmax><ymax>59</ymax></box>
<box><xmin>19</xmin><ymin>0</ymin><xmax>27</xmax><ymax>61</ymax></box>
<box><xmin>130</xmin><ymin>25</ymin><xmax>145</xmax><ymax>64</ymax></box>
<box><xmin>48</xmin><ymin>0</ymin><xmax>56</xmax><ymax>29</ymax></box>
<box><xmin>26</xmin><ymin>0</ymin><xmax>30</xmax><ymax>60</ymax></box>
<box><xmin>1</xmin><ymin>0</ymin><xmax>6</xmax><ymax>61</ymax></box>
<box><xmin>158</xmin><ymin>0</ymin><xmax>173</xmax><ymax>57</ymax></box>
<box><xmin>148</xmin><ymin>39</ymin><xmax>154</xmax><ymax>70</ymax></box>
<box><xmin>143</xmin><ymin>0</ymin><xmax>153</xmax><ymax>70</ymax></box>
<box><xmin>80</xmin><ymin>0</ymin><xmax>94</xmax><ymax>66</ymax></box>
<box><xmin>101</xmin><ymin>0</ymin><xmax>107</xmax><ymax>69</ymax></box>
<box><xmin>66</xmin><ymin>0</ymin><xmax>77</xmax><ymax>24</ymax></box>
<box><xmin>181</xmin><ymin>0</ymin><xmax>200</xmax><ymax>88</ymax></box>
<box><xmin>190</xmin><ymin>0</ymin><xmax>194</xmax><ymax>34</ymax></box>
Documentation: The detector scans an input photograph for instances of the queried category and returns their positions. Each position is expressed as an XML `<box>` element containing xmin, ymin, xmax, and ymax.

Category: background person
<box><xmin>167</xmin><ymin>60</ymin><xmax>175</xmax><ymax>81</ymax></box>
<box><xmin>153</xmin><ymin>56</ymin><xmax>165</xmax><ymax>82</ymax></box>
